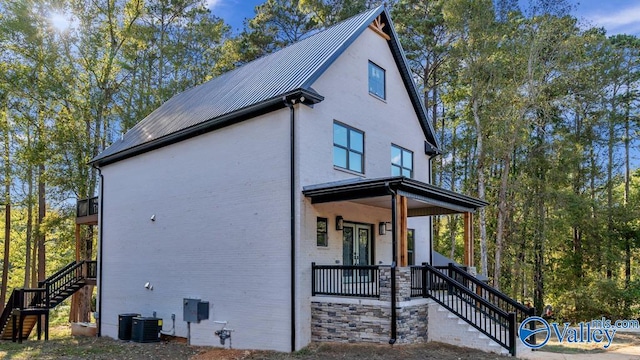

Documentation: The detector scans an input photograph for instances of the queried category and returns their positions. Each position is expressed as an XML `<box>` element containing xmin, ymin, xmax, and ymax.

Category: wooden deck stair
<box><xmin>0</xmin><ymin>314</ymin><xmax>38</xmax><ymax>340</ymax></box>
<box><xmin>0</xmin><ymin>260</ymin><xmax>97</xmax><ymax>342</ymax></box>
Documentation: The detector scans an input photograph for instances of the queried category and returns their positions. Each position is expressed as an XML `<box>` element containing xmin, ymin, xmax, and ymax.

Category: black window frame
<box><xmin>368</xmin><ymin>61</ymin><xmax>386</xmax><ymax>100</ymax></box>
<box><xmin>391</xmin><ymin>144</ymin><xmax>414</xmax><ymax>178</ymax></box>
<box><xmin>317</xmin><ymin>217</ymin><xmax>328</xmax><ymax>247</ymax></box>
<box><xmin>407</xmin><ymin>228</ymin><xmax>415</xmax><ymax>266</ymax></box>
<box><xmin>333</xmin><ymin>121</ymin><xmax>365</xmax><ymax>174</ymax></box>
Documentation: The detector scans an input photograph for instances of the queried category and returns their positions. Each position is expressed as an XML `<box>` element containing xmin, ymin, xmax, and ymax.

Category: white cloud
<box><xmin>205</xmin><ymin>0</ymin><xmax>223</xmax><ymax>10</ymax></box>
<box><xmin>586</xmin><ymin>4</ymin><xmax>640</xmax><ymax>35</ymax></box>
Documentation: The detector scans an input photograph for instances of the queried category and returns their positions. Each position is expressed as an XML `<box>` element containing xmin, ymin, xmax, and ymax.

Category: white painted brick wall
<box><xmin>100</xmin><ymin>111</ymin><xmax>292</xmax><ymax>351</ymax></box>
<box><xmin>294</xmin><ymin>27</ymin><xmax>434</xmax><ymax>349</ymax></box>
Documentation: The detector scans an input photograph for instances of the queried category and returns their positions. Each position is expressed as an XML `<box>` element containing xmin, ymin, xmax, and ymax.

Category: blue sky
<box><xmin>572</xmin><ymin>0</ymin><xmax>640</xmax><ymax>35</ymax></box>
<box><xmin>207</xmin><ymin>0</ymin><xmax>640</xmax><ymax>36</ymax></box>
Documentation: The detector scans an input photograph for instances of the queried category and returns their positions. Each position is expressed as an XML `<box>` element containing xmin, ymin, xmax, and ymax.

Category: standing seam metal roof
<box><xmin>91</xmin><ymin>6</ymin><xmax>438</xmax><ymax>166</ymax></box>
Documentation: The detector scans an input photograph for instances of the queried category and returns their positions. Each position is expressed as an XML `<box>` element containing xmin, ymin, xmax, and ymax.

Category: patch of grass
<box><xmin>541</xmin><ymin>344</ymin><xmax>605</xmax><ymax>354</ymax></box>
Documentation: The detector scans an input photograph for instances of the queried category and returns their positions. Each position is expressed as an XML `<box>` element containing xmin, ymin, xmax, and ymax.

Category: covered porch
<box><xmin>302</xmin><ymin>176</ymin><xmax>488</xmax><ymax>345</ymax></box>
<box><xmin>303</xmin><ymin>176</ymin><xmax>486</xmax><ymax>275</ymax></box>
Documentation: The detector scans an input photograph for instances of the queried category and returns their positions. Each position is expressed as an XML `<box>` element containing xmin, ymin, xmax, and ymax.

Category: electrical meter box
<box><xmin>183</xmin><ymin>298</ymin><xmax>209</xmax><ymax>323</ymax></box>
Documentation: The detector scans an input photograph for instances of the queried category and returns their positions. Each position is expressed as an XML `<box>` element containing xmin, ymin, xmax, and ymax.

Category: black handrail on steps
<box><xmin>420</xmin><ymin>263</ymin><xmax>518</xmax><ymax>356</ymax></box>
<box><xmin>446</xmin><ymin>263</ymin><xmax>535</xmax><ymax>324</ymax></box>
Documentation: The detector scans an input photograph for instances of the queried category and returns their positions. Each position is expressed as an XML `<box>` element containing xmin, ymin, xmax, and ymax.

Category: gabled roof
<box><xmin>91</xmin><ymin>6</ymin><xmax>439</xmax><ymax>166</ymax></box>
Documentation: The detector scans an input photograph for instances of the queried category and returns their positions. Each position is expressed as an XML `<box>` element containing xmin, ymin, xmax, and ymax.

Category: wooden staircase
<box><xmin>0</xmin><ymin>260</ymin><xmax>97</xmax><ymax>342</ymax></box>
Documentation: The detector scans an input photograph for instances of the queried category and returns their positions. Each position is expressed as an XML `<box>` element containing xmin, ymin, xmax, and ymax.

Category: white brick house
<box><xmin>90</xmin><ymin>6</ymin><xmax>529</xmax><ymax>356</ymax></box>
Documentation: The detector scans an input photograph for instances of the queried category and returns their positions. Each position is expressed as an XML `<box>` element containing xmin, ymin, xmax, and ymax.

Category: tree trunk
<box><xmin>472</xmin><ymin>96</ymin><xmax>488</xmax><ymax>277</ymax></box>
<box><xmin>0</xmin><ymin>103</ymin><xmax>9</xmax><ymax>311</ymax></box>
<box><xmin>623</xmin><ymin>83</ymin><xmax>631</xmax><ymax>287</ymax></box>
<box><xmin>494</xmin><ymin>154</ymin><xmax>511</xmax><ymax>290</ymax></box>
<box><xmin>25</xmin><ymin>134</ymin><xmax>34</xmax><ymax>288</ymax></box>
<box><xmin>37</xmin><ymin>164</ymin><xmax>46</xmax><ymax>282</ymax></box>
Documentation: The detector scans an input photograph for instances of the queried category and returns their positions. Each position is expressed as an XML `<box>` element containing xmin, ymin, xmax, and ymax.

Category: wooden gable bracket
<box><xmin>368</xmin><ymin>15</ymin><xmax>391</xmax><ymax>41</ymax></box>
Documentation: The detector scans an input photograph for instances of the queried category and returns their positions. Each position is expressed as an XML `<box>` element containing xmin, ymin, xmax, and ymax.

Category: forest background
<box><xmin>0</xmin><ymin>0</ymin><xmax>638</xmax><ymax>323</ymax></box>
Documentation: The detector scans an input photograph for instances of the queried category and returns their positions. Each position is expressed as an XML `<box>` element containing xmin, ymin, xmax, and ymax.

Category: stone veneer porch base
<box><xmin>311</xmin><ymin>297</ymin><xmax>429</xmax><ymax>344</ymax></box>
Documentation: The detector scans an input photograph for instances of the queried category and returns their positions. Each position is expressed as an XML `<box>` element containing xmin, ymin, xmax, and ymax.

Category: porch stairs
<box><xmin>428</xmin><ymin>295</ymin><xmax>531</xmax><ymax>356</ymax></box>
<box><xmin>415</xmin><ymin>263</ymin><xmax>535</xmax><ymax>357</ymax></box>
<box><xmin>0</xmin><ymin>260</ymin><xmax>97</xmax><ymax>342</ymax></box>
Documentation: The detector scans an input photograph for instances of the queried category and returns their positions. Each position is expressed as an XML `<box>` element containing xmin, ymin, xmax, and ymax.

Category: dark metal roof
<box><xmin>91</xmin><ymin>7</ymin><xmax>439</xmax><ymax>166</ymax></box>
<box><xmin>303</xmin><ymin>176</ymin><xmax>487</xmax><ymax>215</ymax></box>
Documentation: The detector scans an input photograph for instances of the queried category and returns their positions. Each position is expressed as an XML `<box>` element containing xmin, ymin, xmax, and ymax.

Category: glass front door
<box><xmin>342</xmin><ymin>223</ymin><xmax>372</xmax><ymax>282</ymax></box>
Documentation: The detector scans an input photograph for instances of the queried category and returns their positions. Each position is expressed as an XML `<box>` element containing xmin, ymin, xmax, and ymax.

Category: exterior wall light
<box><xmin>379</xmin><ymin>221</ymin><xmax>392</xmax><ymax>235</ymax></box>
<box><xmin>336</xmin><ymin>216</ymin><xmax>344</xmax><ymax>230</ymax></box>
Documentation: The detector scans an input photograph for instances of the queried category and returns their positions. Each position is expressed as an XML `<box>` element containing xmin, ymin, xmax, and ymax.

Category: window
<box><xmin>407</xmin><ymin>229</ymin><xmax>415</xmax><ymax>266</ymax></box>
<box><xmin>333</xmin><ymin>122</ymin><xmax>364</xmax><ymax>173</ymax></box>
<box><xmin>391</xmin><ymin>145</ymin><xmax>413</xmax><ymax>178</ymax></box>
<box><xmin>317</xmin><ymin>217</ymin><xmax>328</xmax><ymax>247</ymax></box>
<box><xmin>368</xmin><ymin>61</ymin><xmax>385</xmax><ymax>99</ymax></box>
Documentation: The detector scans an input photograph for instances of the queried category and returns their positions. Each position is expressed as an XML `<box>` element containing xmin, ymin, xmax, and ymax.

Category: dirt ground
<box><xmin>192</xmin><ymin>342</ymin><xmax>510</xmax><ymax>360</ymax></box>
<box><xmin>3</xmin><ymin>326</ymin><xmax>640</xmax><ymax>359</ymax></box>
<box><xmin>0</xmin><ymin>327</ymin><xmax>510</xmax><ymax>360</ymax></box>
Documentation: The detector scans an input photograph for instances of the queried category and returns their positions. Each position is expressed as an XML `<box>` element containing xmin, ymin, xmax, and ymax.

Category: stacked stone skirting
<box><xmin>311</xmin><ymin>267</ymin><xmax>428</xmax><ymax>344</ymax></box>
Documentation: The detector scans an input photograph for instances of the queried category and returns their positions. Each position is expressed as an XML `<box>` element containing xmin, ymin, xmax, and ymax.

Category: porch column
<box><xmin>397</xmin><ymin>196</ymin><xmax>408</xmax><ymax>267</ymax></box>
<box><xmin>463</xmin><ymin>212</ymin><xmax>474</xmax><ymax>266</ymax></box>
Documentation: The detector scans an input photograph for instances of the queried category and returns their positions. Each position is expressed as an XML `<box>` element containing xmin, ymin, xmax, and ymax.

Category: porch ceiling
<box><xmin>303</xmin><ymin>176</ymin><xmax>488</xmax><ymax>216</ymax></box>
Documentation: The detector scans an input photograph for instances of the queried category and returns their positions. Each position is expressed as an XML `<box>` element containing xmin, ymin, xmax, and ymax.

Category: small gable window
<box><xmin>391</xmin><ymin>144</ymin><xmax>413</xmax><ymax>178</ymax></box>
<box><xmin>368</xmin><ymin>61</ymin><xmax>386</xmax><ymax>99</ymax></box>
<box><xmin>334</xmin><ymin>121</ymin><xmax>364</xmax><ymax>173</ymax></box>
<box><xmin>317</xmin><ymin>217</ymin><xmax>328</xmax><ymax>247</ymax></box>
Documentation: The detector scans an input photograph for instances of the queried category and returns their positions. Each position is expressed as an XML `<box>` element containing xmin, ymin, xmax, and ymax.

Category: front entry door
<box><xmin>343</xmin><ymin>223</ymin><xmax>372</xmax><ymax>282</ymax></box>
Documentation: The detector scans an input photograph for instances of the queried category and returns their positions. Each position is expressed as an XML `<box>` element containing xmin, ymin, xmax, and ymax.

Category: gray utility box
<box><xmin>183</xmin><ymin>298</ymin><xmax>209</xmax><ymax>323</ymax></box>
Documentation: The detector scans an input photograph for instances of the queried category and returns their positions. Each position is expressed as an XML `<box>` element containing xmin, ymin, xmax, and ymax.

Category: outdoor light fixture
<box><xmin>379</xmin><ymin>221</ymin><xmax>392</xmax><ymax>235</ymax></box>
<box><xmin>336</xmin><ymin>216</ymin><xmax>344</xmax><ymax>230</ymax></box>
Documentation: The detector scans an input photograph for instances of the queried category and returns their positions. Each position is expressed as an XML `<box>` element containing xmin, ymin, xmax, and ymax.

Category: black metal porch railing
<box><xmin>421</xmin><ymin>263</ymin><xmax>517</xmax><ymax>356</ymax></box>
<box><xmin>311</xmin><ymin>263</ymin><xmax>380</xmax><ymax>298</ymax></box>
<box><xmin>76</xmin><ymin>196</ymin><xmax>98</xmax><ymax>218</ymax></box>
<box><xmin>445</xmin><ymin>263</ymin><xmax>535</xmax><ymax>324</ymax></box>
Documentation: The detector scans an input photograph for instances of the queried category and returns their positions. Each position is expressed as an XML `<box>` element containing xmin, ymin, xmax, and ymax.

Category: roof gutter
<box><xmin>90</xmin><ymin>88</ymin><xmax>323</xmax><ymax>167</ymax></box>
<box><xmin>93</xmin><ymin>165</ymin><xmax>104</xmax><ymax>337</ymax></box>
<box><xmin>283</xmin><ymin>95</ymin><xmax>300</xmax><ymax>352</ymax></box>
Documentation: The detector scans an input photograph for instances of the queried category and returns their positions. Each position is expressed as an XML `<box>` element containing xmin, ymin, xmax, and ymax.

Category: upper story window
<box><xmin>334</xmin><ymin>122</ymin><xmax>364</xmax><ymax>173</ymax></box>
<box><xmin>391</xmin><ymin>144</ymin><xmax>413</xmax><ymax>178</ymax></box>
<box><xmin>368</xmin><ymin>61</ymin><xmax>385</xmax><ymax>99</ymax></box>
